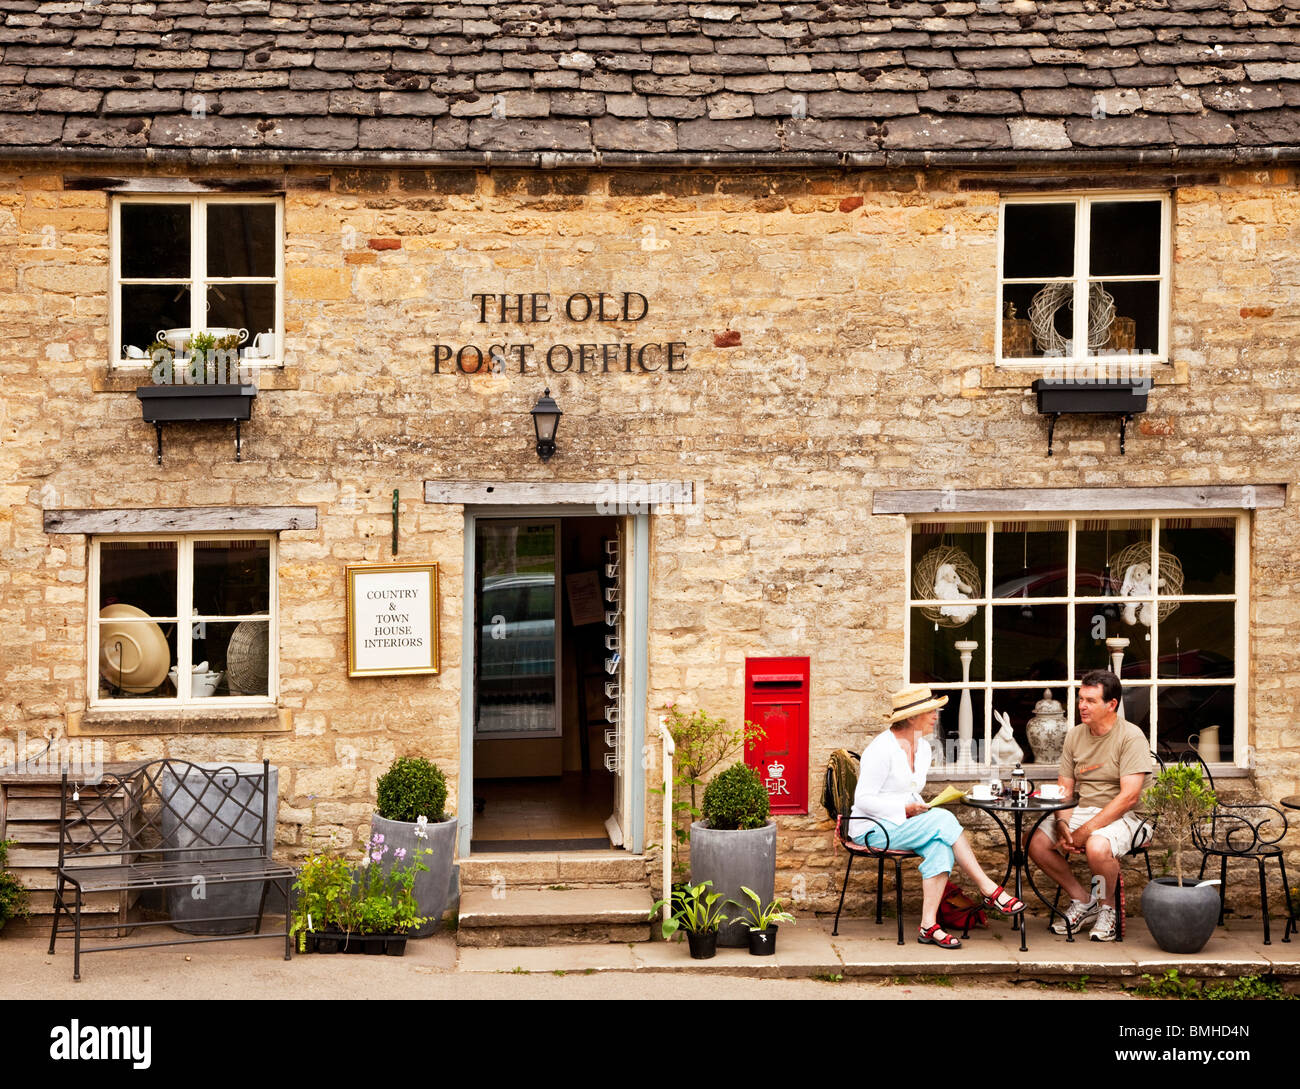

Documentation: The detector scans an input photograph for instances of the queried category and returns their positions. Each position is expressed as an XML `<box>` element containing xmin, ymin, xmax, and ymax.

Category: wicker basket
<box><xmin>913</xmin><ymin>545</ymin><xmax>982</xmax><ymax>628</ymax></box>
<box><xmin>226</xmin><ymin>620</ymin><xmax>269</xmax><ymax>695</ymax></box>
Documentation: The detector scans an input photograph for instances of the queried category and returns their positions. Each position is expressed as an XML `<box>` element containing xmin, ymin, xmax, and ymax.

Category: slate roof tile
<box><xmin>0</xmin><ymin>0</ymin><xmax>1295</xmax><ymax>159</ymax></box>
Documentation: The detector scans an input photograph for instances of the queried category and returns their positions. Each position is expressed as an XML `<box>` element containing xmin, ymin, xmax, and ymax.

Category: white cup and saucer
<box><xmin>1039</xmin><ymin>784</ymin><xmax>1064</xmax><ymax>801</ymax></box>
<box><xmin>971</xmin><ymin>783</ymin><xmax>993</xmax><ymax>801</ymax></box>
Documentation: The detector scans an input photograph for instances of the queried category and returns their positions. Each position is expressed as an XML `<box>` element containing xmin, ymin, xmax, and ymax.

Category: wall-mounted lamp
<box><xmin>530</xmin><ymin>388</ymin><xmax>562</xmax><ymax>461</ymax></box>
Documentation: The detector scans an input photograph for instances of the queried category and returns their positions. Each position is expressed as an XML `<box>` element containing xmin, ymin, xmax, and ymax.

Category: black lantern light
<box><xmin>530</xmin><ymin>388</ymin><xmax>562</xmax><ymax>461</ymax></box>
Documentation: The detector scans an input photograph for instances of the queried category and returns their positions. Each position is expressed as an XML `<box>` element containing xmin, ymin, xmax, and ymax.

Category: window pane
<box><xmin>910</xmin><ymin>523</ymin><xmax>985</xmax><ymax>601</ymax></box>
<box><xmin>1074</xmin><ymin>604</ymin><xmax>1153</xmax><ymax>679</ymax></box>
<box><xmin>910</xmin><ymin>608</ymin><xmax>983</xmax><ymax>684</ymax></box>
<box><xmin>1089</xmin><ymin>200</ymin><xmax>1161</xmax><ymax>277</ymax></box>
<box><xmin>1160</xmin><ymin>520</ymin><xmax>1235</xmax><ymax>596</ymax></box>
<box><xmin>121</xmin><ymin>284</ymin><xmax>192</xmax><ymax>358</ymax></box>
<box><xmin>97</xmin><ymin>620</ymin><xmax>176</xmax><ymax>699</ymax></box>
<box><xmin>1074</xmin><ymin>520</ymin><xmax>1148</xmax><ymax>597</ymax></box>
<box><xmin>1002</xmin><ymin>203</ymin><xmax>1075</xmax><ymax>279</ymax></box>
<box><xmin>121</xmin><ymin>203</ymin><xmax>190</xmax><ymax>280</ymax></box>
<box><xmin>193</xmin><ymin>540</ymin><xmax>270</xmax><ymax>616</ymax></box>
<box><xmin>206</xmin><ymin>283</ymin><xmax>275</xmax><ymax>342</ymax></box>
<box><xmin>205</xmin><ymin>620</ymin><xmax>270</xmax><ymax>697</ymax></box>
<box><xmin>207</xmin><ymin>203</ymin><xmax>277</xmax><ymax>278</ymax></box>
<box><xmin>992</xmin><ymin>603</ymin><xmax>1068</xmax><ymax>682</ymax></box>
<box><xmin>99</xmin><ymin>540</ymin><xmax>177</xmax><ymax>615</ymax></box>
<box><xmin>1089</xmin><ymin>280</ymin><xmax>1160</xmax><ymax>357</ymax></box>
<box><xmin>1157</xmin><ymin>603</ymin><xmax>1234</xmax><ymax>680</ymax></box>
<box><xmin>1156</xmin><ymin>685</ymin><xmax>1233</xmax><ymax>763</ymax></box>
<box><xmin>1001</xmin><ymin>282</ymin><xmax>1075</xmax><ymax>358</ymax></box>
<box><xmin>931</xmin><ymin>689</ymin><xmax>982</xmax><ymax>768</ymax></box>
<box><xmin>992</xmin><ymin>522</ymin><xmax>1068</xmax><ymax>598</ymax></box>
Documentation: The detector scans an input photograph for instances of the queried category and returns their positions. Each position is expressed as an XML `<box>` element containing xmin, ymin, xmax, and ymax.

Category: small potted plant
<box><xmin>0</xmin><ymin>838</ymin><xmax>30</xmax><ymax>934</ymax></box>
<box><xmin>1140</xmin><ymin>763</ymin><xmax>1220</xmax><ymax>954</ymax></box>
<box><xmin>649</xmin><ymin>879</ymin><xmax>729</xmax><ymax>960</ymax></box>
<box><xmin>728</xmin><ymin>885</ymin><xmax>796</xmax><ymax>956</ymax></box>
<box><xmin>690</xmin><ymin>760</ymin><xmax>775</xmax><ymax>948</ymax></box>
<box><xmin>371</xmin><ymin>757</ymin><xmax>457</xmax><ymax>937</ymax></box>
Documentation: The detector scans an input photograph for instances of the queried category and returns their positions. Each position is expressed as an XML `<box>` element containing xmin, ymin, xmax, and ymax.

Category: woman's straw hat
<box><xmin>884</xmin><ymin>684</ymin><xmax>949</xmax><ymax>724</ymax></box>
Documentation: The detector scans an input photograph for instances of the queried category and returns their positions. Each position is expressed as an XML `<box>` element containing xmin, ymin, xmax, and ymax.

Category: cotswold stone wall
<box><xmin>2</xmin><ymin>164</ymin><xmax>1297</xmax><ymax>914</ymax></box>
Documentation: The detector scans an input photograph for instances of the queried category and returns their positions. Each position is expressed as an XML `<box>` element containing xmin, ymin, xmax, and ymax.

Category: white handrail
<box><xmin>659</xmin><ymin>714</ymin><xmax>675</xmax><ymax>924</ymax></box>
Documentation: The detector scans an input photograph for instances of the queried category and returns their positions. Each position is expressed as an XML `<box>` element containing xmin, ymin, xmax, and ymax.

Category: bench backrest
<box><xmin>59</xmin><ymin>758</ymin><xmax>273</xmax><ymax>865</ymax></box>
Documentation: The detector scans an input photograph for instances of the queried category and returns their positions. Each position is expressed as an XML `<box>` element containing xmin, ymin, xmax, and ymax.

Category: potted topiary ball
<box><xmin>689</xmin><ymin>761</ymin><xmax>776</xmax><ymax>948</ymax></box>
<box><xmin>370</xmin><ymin>757</ymin><xmax>457</xmax><ymax>938</ymax></box>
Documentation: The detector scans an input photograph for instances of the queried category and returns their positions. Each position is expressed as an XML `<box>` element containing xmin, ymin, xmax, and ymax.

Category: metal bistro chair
<box><xmin>824</xmin><ymin>749</ymin><xmax>931</xmax><ymax>945</ymax></box>
<box><xmin>1192</xmin><ymin>782</ymin><xmax>1295</xmax><ymax>946</ymax></box>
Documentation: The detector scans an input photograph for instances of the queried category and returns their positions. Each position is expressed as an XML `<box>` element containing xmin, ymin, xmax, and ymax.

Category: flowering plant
<box><xmin>290</xmin><ymin>833</ymin><xmax>430</xmax><ymax>952</ymax></box>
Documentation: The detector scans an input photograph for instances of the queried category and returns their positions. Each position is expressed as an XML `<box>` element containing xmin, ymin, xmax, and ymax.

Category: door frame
<box><xmin>458</xmin><ymin>505</ymin><xmax>649</xmax><ymax>856</ymax></box>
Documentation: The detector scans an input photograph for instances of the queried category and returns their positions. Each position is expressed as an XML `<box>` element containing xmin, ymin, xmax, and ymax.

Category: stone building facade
<box><xmin>2</xmin><ymin>1</ymin><xmax>1299</xmax><ymax>917</ymax></box>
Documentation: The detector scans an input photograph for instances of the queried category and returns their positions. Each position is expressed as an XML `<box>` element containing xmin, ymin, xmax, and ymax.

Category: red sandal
<box><xmin>918</xmin><ymin>923</ymin><xmax>962</xmax><ymax>949</ymax></box>
<box><xmin>983</xmin><ymin>885</ymin><xmax>1026</xmax><ymax>915</ymax></box>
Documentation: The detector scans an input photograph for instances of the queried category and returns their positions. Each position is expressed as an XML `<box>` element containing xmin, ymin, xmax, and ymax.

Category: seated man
<box><xmin>1026</xmin><ymin>669</ymin><xmax>1152</xmax><ymax>942</ymax></box>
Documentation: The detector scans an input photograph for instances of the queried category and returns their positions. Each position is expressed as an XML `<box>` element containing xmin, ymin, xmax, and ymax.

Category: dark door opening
<box><xmin>470</xmin><ymin>514</ymin><xmax>623</xmax><ymax>853</ymax></box>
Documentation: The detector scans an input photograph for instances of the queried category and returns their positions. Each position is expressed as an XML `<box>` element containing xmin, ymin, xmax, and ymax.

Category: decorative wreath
<box><xmin>913</xmin><ymin>545</ymin><xmax>982</xmax><ymax>628</ymax></box>
<box><xmin>1028</xmin><ymin>282</ymin><xmax>1117</xmax><ymax>355</ymax></box>
<box><xmin>1108</xmin><ymin>541</ymin><xmax>1183</xmax><ymax>625</ymax></box>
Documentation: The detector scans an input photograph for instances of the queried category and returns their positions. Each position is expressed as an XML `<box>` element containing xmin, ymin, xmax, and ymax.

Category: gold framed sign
<box><xmin>346</xmin><ymin>563</ymin><xmax>440</xmax><ymax>677</ymax></box>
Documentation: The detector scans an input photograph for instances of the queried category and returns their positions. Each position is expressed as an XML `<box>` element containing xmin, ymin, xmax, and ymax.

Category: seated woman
<box><xmin>850</xmin><ymin>684</ymin><xmax>1025</xmax><ymax>949</ymax></box>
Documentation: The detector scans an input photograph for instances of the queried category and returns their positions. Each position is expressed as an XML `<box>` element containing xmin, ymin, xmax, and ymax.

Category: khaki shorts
<box><xmin>1037</xmin><ymin>806</ymin><xmax>1149</xmax><ymax>859</ymax></box>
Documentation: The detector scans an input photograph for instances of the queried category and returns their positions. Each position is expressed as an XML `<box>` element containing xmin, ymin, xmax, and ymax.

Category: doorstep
<box><xmin>453</xmin><ymin>913</ymin><xmax>1300</xmax><ymax>980</ymax></box>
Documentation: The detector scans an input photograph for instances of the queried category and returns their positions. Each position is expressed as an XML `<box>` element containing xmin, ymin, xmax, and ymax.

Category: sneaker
<box><xmin>1089</xmin><ymin>905</ymin><xmax>1117</xmax><ymax>943</ymax></box>
<box><xmin>1051</xmin><ymin>898</ymin><xmax>1100</xmax><ymax>935</ymax></box>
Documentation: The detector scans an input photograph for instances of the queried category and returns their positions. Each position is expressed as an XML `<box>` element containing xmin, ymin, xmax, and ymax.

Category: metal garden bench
<box><xmin>48</xmin><ymin>758</ymin><xmax>295</xmax><ymax>980</ymax></box>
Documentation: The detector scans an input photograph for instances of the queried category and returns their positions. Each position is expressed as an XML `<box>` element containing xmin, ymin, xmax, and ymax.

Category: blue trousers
<box><xmin>852</xmin><ymin>808</ymin><xmax>963</xmax><ymax>879</ymax></box>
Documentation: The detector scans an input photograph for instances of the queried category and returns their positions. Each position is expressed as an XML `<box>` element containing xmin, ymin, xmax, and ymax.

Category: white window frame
<box><xmin>109</xmin><ymin>194</ymin><xmax>285</xmax><ymax>369</ymax></box>
<box><xmin>88</xmin><ymin>532</ymin><xmax>279</xmax><ymax>709</ymax></box>
<box><xmin>996</xmin><ymin>192</ymin><xmax>1171</xmax><ymax>368</ymax></box>
<box><xmin>904</xmin><ymin>510</ymin><xmax>1248</xmax><ymax>767</ymax></box>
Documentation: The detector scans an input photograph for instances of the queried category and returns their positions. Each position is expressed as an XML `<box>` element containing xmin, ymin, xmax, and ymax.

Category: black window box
<box><xmin>1032</xmin><ymin>377</ymin><xmax>1151</xmax><ymax>415</ymax></box>
<box><xmin>1030</xmin><ymin>377</ymin><xmax>1151</xmax><ymax>456</ymax></box>
<box><xmin>136</xmin><ymin>384</ymin><xmax>257</xmax><ymax>464</ymax></box>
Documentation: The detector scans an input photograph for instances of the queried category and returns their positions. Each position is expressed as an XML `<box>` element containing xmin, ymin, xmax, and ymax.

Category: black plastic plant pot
<box><xmin>686</xmin><ymin>929</ymin><xmax>718</xmax><ymax>960</ymax></box>
<box><xmin>315</xmin><ymin>933</ymin><xmax>341</xmax><ymax>954</ymax></box>
<box><xmin>1031</xmin><ymin>377</ymin><xmax>1151</xmax><ymax>415</ymax></box>
<box><xmin>363</xmin><ymin>936</ymin><xmax>386</xmax><ymax>955</ymax></box>
<box><xmin>384</xmin><ymin>937</ymin><xmax>408</xmax><ymax>957</ymax></box>
<box><xmin>747</xmin><ymin>925</ymin><xmax>778</xmax><ymax>956</ymax></box>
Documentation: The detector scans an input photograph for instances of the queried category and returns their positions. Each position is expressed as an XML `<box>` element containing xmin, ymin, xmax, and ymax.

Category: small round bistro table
<box><xmin>1281</xmin><ymin>797</ymin><xmax>1299</xmax><ymax>939</ymax></box>
<box><xmin>962</xmin><ymin>793</ymin><xmax>1078</xmax><ymax>952</ymax></box>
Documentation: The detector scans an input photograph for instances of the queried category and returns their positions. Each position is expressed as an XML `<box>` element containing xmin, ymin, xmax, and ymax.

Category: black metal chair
<box><xmin>1193</xmin><ymin>794</ymin><xmax>1294</xmax><ymax>946</ymax></box>
<box><xmin>824</xmin><ymin>749</ymin><xmax>928</xmax><ymax>945</ymax></box>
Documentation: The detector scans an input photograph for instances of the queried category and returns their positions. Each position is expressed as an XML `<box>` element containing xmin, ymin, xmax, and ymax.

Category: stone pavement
<box><xmin>5</xmin><ymin>909</ymin><xmax>1297</xmax><ymax>999</ymax></box>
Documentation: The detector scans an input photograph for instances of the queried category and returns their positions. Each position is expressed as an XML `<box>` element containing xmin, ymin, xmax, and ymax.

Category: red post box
<box><xmin>744</xmin><ymin>656</ymin><xmax>810</xmax><ymax>816</ymax></box>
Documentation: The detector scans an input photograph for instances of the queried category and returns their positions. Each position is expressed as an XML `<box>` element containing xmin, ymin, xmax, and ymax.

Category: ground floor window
<box><xmin>90</xmin><ymin>534</ymin><xmax>276</xmax><ymax>707</ymax></box>
<box><xmin>906</xmin><ymin>513</ymin><xmax>1244</xmax><ymax>765</ymax></box>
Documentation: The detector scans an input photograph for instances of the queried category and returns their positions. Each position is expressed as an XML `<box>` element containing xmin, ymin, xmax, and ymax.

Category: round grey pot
<box><xmin>689</xmin><ymin>820</ymin><xmax>777</xmax><ymax>948</ymax></box>
<box><xmin>161</xmin><ymin>763</ymin><xmax>278</xmax><ymax>935</ymax></box>
<box><xmin>370</xmin><ymin>814</ymin><xmax>458</xmax><ymax>938</ymax></box>
<box><xmin>1141</xmin><ymin>877</ymin><xmax>1221</xmax><ymax>954</ymax></box>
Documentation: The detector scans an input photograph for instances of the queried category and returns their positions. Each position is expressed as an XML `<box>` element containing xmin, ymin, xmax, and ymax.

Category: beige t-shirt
<box><xmin>1058</xmin><ymin>717</ymin><xmax>1151</xmax><ymax>810</ymax></box>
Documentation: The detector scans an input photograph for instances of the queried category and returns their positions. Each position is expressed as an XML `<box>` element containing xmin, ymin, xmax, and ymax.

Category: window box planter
<box><xmin>135</xmin><ymin>384</ymin><xmax>257</xmax><ymax>465</ymax></box>
<box><xmin>1031</xmin><ymin>377</ymin><xmax>1151</xmax><ymax>456</ymax></box>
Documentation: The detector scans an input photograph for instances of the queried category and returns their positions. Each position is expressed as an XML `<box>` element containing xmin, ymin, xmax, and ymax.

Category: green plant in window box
<box><xmin>0</xmin><ymin>838</ymin><xmax>31</xmax><ymax>934</ymax></box>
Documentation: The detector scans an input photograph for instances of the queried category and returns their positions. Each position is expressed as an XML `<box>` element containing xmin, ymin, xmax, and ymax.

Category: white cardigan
<box><xmin>851</xmin><ymin>729</ymin><xmax>930</xmax><ymax>828</ymax></box>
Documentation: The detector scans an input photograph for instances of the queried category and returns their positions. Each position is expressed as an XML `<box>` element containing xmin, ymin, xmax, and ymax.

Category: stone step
<box><xmin>456</xmin><ymin>887</ymin><xmax>655</xmax><ymax>947</ymax></box>
<box><xmin>459</xmin><ymin>852</ymin><xmax>649</xmax><ymax>889</ymax></box>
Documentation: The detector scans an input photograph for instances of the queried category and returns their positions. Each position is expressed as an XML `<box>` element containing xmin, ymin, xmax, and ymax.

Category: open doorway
<box><xmin>469</xmin><ymin>515</ymin><xmax>626</xmax><ymax>853</ymax></box>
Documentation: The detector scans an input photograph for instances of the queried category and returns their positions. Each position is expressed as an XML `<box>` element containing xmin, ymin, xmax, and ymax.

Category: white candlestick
<box><xmin>955</xmin><ymin>639</ymin><xmax>979</xmax><ymax>768</ymax></box>
<box><xmin>1106</xmin><ymin>636</ymin><xmax>1130</xmax><ymax>721</ymax></box>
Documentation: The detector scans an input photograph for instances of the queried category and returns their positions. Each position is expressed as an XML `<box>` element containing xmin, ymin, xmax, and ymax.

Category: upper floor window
<box><xmin>91</xmin><ymin>533</ymin><xmax>277</xmax><ymax>708</ymax></box>
<box><xmin>111</xmin><ymin>195</ymin><xmax>283</xmax><ymax>369</ymax></box>
<box><xmin>998</xmin><ymin>194</ymin><xmax>1170</xmax><ymax>367</ymax></box>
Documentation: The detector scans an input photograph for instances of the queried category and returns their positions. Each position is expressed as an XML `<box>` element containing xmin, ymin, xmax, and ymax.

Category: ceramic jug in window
<box><xmin>1026</xmin><ymin>688</ymin><xmax>1068</xmax><ymax>765</ymax></box>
